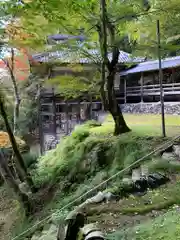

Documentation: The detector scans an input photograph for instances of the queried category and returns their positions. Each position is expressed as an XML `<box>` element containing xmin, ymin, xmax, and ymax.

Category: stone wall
<box><xmin>121</xmin><ymin>102</ymin><xmax>180</xmax><ymax>115</ymax></box>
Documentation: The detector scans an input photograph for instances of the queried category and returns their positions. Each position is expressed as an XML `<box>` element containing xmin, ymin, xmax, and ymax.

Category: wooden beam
<box><xmin>66</xmin><ymin>102</ymin><xmax>69</xmax><ymax>135</ymax></box>
<box><xmin>124</xmin><ymin>78</ymin><xmax>127</xmax><ymax>103</ymax></box>
<box><xmin>52</xmin><ymin>88</ymin><xmax>57</xmax><ymax>141</ymax></box>
<box><xmin>141</xmin><ymin>72</ymin><xmax>144</xmax><ymax>102</ymax></box>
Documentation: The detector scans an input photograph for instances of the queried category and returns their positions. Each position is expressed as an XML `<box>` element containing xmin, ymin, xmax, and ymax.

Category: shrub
<box><xmin>22</xmin><ymin>152</ymin><xmax>38</xmax><ymax>169</ymax></box>
<box><xmin>33</xmin><ymin>124</ymin><xmax>161</xmax><ymax>189</ymax></box>
<box><xmin>33</xmin><ymin>126</ymin><xmax>91</xmax><ymax>186</ymax></box>
<box><xmin>84</xmin><ymin>120</ymin><xmax>102</xmax><ymax>128</ymax></box>
<box><xmin>148</xmin><ymin>158</ymin><xmax>180</xmax><ymax>174</ymax></box>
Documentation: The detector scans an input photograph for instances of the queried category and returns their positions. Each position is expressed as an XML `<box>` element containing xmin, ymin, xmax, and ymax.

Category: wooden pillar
<box><xmin>89</xmin><ymin>95</ymin><xmax>93</xmax><ymax>120</ymax></box>
<box><xmin>77</xmin><ymin>100</ymin><xmax>81</xmax><ymax>124</ymax></box>
<box><xmin>172</xmin><ymin>68</ymin><xmax>175</xmax><ymax>89</ymax></box>
<box><xmin>66</xmin><ymin>101</ymin><xmax>69</xmax><ymax>135</ymax></box>
<box><xmin>38</xmin><ymin>90</ymin><xmax>43</xmax><ymax>155</ymax></box>
<box><xmin>141</xmin><ymin>72</ymin><xmax>144</xmax><ymax>102</ymax></box>
<box><xmin>124</xmin><ymin>78</ymin><xmax>127</xmax><ymax>103</ymax></box>
<box><xmin>52</xmin><ymin>88</ymin><xmax>57</xmax><ymax>141</ymax></box>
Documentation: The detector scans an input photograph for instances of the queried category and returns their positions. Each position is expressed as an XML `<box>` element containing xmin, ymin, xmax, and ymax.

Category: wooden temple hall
<box><xmin>119</xmin><ymin>56</ymin><xmax>180</xmax><ymax>103</ymax></box>
<box><xmin>32</xmin><ymin>35</ymin><xmax>180</xmax><ymax>153</ymax></box>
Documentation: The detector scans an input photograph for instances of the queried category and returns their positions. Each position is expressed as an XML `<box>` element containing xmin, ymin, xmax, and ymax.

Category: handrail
<box><xmin>126</xmin><ymin>87</ymin><xmax>180</xmax><ymax>94</ymax></box>
<box><xmin>126</xmin><ymin>83</ymin><xmax>180</xmax><ymax>90</ymax></box>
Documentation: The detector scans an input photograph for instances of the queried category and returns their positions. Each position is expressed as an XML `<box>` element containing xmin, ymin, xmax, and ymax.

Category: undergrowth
<box><xmin>33</xmin><ymin>122</ymin><xmax>165</xmax><ymax>190</ymax></box>
<box><xmin>108</xmin><ymin>209</ymin><xmax>180</xmax><ymax>240</ymax></box>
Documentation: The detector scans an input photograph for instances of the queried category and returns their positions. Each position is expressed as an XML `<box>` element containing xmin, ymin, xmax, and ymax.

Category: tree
<box><xmin>0</xmin><ymin>149</ymin><xmax>33</xmax><ymax>215</ymax></box>
<box><xmin>0</xmin><ymin>94</ymin><xmax>36</xmax><ymax>193</ymax></box>
<box><xmin>1</xmin><ymin>48</ymin><xmax>21</xmax><ymax>133</ymax></box>
<box><xmin>126</xmin><ymin>0</ymin><xmax>180</xmax><ymax>58</ymax></box>
<box><xmin>5</xmin><ymin>0</ymin><xmax>135</xmax><ymax>135</ymax></box>
<box><xmin>4</xmin><ymin>0</ymin><xmax>180</xmax><ymax>134</ymax></box>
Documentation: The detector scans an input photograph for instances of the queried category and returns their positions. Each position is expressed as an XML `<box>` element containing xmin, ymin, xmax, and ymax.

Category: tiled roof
<box><xmin>33</xmin><ymin>33</ymin><xmax>145</xmax><ymax>64</ymax></box>
<box><xmin>32</xmin><ymin>49</ymin><xmax>145</xmax><ymax>64</ymax></box>
<box><xmin>120</xmin><ymin>55</ymin><xmax>180</xmax><ymax>76</ymax></box>
<box><xmin>48</xmin><ymin>34</ymin><xmax>86</xmax><ymax>41</ymax></box>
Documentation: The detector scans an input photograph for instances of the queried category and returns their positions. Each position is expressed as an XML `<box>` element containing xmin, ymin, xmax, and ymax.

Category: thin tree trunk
<box><xmin>0</xmin><ymin>96</ymin><xmax>36</xmax><ymax>193</ymax></box>
<box><xmin>0</xmin><ymin>150</ymin><xmax>33</xmax><ymax>216</ymax></box>
<box><xmin>3</xmin><ymin>48</ymin><xmax>21</xmax><ymax>134</ymax></box>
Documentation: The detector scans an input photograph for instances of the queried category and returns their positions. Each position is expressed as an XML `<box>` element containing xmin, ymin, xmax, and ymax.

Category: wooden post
<box><xmin>77</xmin><ymin>100</ymin><xmax>81</xmax><ymax>124</ymax></box>
<box><xmin>52</xmin><ymin>88</ymin><xmax>57</xmax><ymax>142</ymax></box>
<box><xmin>38</xmin><ymin>91</ymin><xmax>43</xmax><ymax>155</ymax></box>
<box><xmin>141</xmin><ymin>72</ymin><xmax>144</xmax><ymax>102</ymax></box>
<box><xmin>66</xmin><ymin>101</ymin><xmax>69</xmax><ymax>135</ymax></box>
<box><xmin>124</xmin><ymin>78</ymin><xmax>127</xmax><ymax>103</ymax></box>
<box><xmin>157</xmin><ymin>19</ymin><xmax>166</xmax><ymax>137</ymax></box>
<box><xmin>172</xmin><ymin>68</ymin><xmax>175</xmax><ymax>90</ymax></box>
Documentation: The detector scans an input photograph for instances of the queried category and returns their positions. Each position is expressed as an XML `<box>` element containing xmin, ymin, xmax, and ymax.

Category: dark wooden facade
<box><xmin>39</xmin><ymin>88</ymin><xmax>102</xmax><ymax>153</ymax></box>
<box><xmin>119</xmin><ymin>66</ymin><xmax>180</xmax><ymax>103</ymax></box>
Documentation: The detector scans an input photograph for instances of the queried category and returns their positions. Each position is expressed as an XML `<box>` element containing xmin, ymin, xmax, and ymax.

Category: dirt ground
<box><xmin>87</xmin><ymin>202</ymin><xmax>165</xmax><ymax>233</ymax></box>
<box><xmin>0</xmin><ymin>187</ymin><xmax>20</xmax><ymax>240</ymax></box>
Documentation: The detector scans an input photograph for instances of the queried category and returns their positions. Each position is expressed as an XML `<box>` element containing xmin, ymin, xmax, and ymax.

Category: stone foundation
<box><xmin>121</xmin><ymin>102</ymin><xmax>180</xmax><ymax>115</ymax></box>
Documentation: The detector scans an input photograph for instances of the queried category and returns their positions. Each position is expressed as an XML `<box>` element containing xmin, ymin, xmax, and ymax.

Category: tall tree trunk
<box><xmin>100</xmin><ymin>0</ymin><xmax>130</xmax><ymax>135</ymax></box>
<box><xmin>3</xmin><ymin>48</ymin><xmax>21</xmax><ymax>134</ymax></box>
<box><xmin>0</xmin><ymin>96</ymin><xmax>36</xmax><ymax>193</ymax></box>
<box><xmin>0</xmin><ymin>150</ymin><xmax>33</xmax><ymax>216</ymax></box>
<box><xmin>107</xmin><ymin>72</ymin><xmax>130</xmax><ymax>135</ymax></box>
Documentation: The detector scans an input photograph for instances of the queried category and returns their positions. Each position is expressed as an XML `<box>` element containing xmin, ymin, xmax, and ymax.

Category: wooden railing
<box><xmin>124</xmin><ymin>83</ymin><xmax>180</xmax><ymax>96</ymax></box>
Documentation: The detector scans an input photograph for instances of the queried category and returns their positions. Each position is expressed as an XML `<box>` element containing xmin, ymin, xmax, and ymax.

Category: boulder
<box><xmin>162</xmin><ymin>152</ymin><xmax>176</xmax><ymax>161</ymax></box>
<box><xmin>18</xmin><ymin>182</ymin><xmax>32</xmax><ymax>196</ymax></box>
<box><xmin>173</xmin><ymin>145</ymin><xmax>180</xmax><ymax>158</ymax></box>
<box><xmin>141</xmin><ymin>164</ymin><xmax>149</xmax><ymax>177</ymax></box>
<box><xmin>86</xmin><ymin>191</ymin><xmax>105</xmax><ymax>204</ymax></box>
<box><xmin>132</xmin><ymin>168</ymin><xmax>141</xmax><ymax>182</ymax></box>
<box><xmin>31</xmin><ymin>233</ymin><xmax>41</xmax><ymax>240</ymax></box>
<box><xmin>39</xmin><ymin>224</ymin><xmax>58</xmax><ymax>240</ymax></box>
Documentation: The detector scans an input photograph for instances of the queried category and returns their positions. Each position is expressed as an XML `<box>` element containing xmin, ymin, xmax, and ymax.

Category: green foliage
<box><xmin>108</xmin><ymin>209</ymin><xmax>180</xmax><ymax>240</ymax></box>
<box><xmin>33</xmin><ymin>122</ymin><xmax>160</xmax><ymax>188</ymax></box>
<box><xmin>84</xmin><ymin>120</ymin><xmax>102</xmax><ymax>128</ymax></box>
<box><xmin>148</xmin><ymin>158</ymin><xmax>180</xmax><ymax>174</ymax></box>
<box><xmin>33</xmin><ymin>126</ymin><xmax>90</xmax><ymax>186</ymax></box>
<box><xmin>127</xmin><ymin>0</ymin><xmax>180</xmax><ymax>58</ymax></box>
<box><xmin>22</xmin><ymin>152</ymin><xmax>38</xmax><ymax>169</ymax></box>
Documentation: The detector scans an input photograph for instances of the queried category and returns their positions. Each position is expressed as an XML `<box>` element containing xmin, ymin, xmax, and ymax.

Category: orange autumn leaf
<box><xmin>0</xmin><ymin>132</ymin><xmax>26</xmax><ymax>149</ymax></box>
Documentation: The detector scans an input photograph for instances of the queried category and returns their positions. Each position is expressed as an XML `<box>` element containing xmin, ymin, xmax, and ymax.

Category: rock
<box><xmin>132</xmin><ymin>168</ymin><xmax>141</xmax><ymax>182</ymax></box>
<box><xmin>122</xmin><ymin>177</ymin><xmax>132</xmax><ymax>185</ymax></box>
<box><xmin>141</xmin><ymin>164</ymin><xmax>149</xmax><ymax>177</ymax></box>
<box><xmin>173</xmin><ymin>145</ymin><xmax>180</xmax><ymax>158</ymax></box>
<box><xmin>162</xmin><ymin>152</ymin><xmax>176</xmax><ymax>161</ymax></box>
<box><xmin>103</xmin><ymin>192</ymin><xmax>119</xmax><ymax>202</ymax></box>
<box><xmin>86</xmin><ymin>191</ymin><xmax>105</xmax><ymax>204</ymax></box>
<box><xmin>48</xmin><ymin>224</ymin><xmax>58</xmax><ymax>234</ymax></box>
<box><xmin>57</xmin><ymin>224</ymin><xmax>66</xmax><ymax>240</ymax></box>
<box><xmin>121</xmin><ymin>102</ymin><xmax>180</xmax><ymax>115</ymax></box>
<box><xmin>148</xmin><ymin>173</ymin><xmax>169</xmax><ymax>185</ymax></box>
<box><xmin>18</xmin><ymin>182</ymin><xmax>32</xmax><ymax>196</ymax></box>
<box><xmin>38</xmin><ymin>224</ymin><xmax>58</xmax><ymax>240</ymax></box>
<box><xmin>31</xmin><ymin>233</ymin><xmax>41</xmax><ymax>240</ymax></box>
<box><xmin>43</xmin><ymin>223</ymin><xmax>52</xmax><ymax>232</ymax></box>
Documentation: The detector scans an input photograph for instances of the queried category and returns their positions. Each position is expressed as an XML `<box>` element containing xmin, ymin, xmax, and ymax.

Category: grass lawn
<box><xmin>90</xmin><ymin>114</ymin><xmax>180</xmax><ymax>136</ymax></box>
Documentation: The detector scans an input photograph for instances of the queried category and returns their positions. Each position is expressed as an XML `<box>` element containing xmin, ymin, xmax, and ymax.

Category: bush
<box><xmin>33</xmin><ymin>126</ymin><xmax>91</xmax><ymax>186</ymax></box>
<box><xmin>22</xmin><ymin>152</ymin><xmax>38</xmax><ymax>169</ymax></box>
<box><xmin>33</xmin><ymin>124</ymin><xmax>161</xmax><ymax>189</ymax></box>
<box><xmin>84</xmin><ymin>120</ymin><xmax>102</xmax><ymax>128</ymax></box>
<box><xmin>148</xmin><ymin>158</ymin><xmax>180</xmax><ymax>174</ymax></box>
